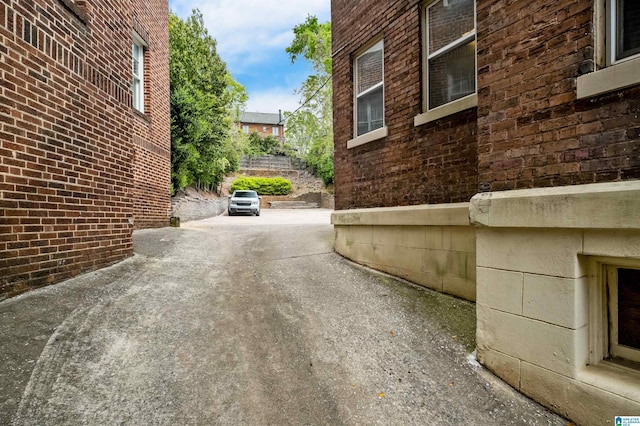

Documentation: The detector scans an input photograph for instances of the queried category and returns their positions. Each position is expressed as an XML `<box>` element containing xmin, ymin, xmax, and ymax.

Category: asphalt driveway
<box><xmin>0</xmin><ymin>209</ymin><xmax>566</xmax><ymax>425</ymax></box>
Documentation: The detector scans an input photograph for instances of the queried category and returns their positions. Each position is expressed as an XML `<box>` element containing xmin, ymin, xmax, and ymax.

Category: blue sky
<box><xmin>168</xmin><ymin>0</ymin><xmax>331</xmax><ymax>114</ymax></box>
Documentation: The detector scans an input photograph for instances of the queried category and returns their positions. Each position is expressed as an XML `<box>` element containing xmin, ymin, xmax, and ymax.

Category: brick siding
<box><xmin>240</xmin><ymin>122</ymin><xmax>285</xmax><ymax>142</ymax></box>
<box><xmin>332</xmin><ymin>0</ymin><xmax>478</xmax><ymax>210</ymax></box>
<box><xmin>477</xmin><ymin>0</ymin><xmax>640</xmax><ymax>191</ymax></box>
<box><xmin>0</xmin><ymin>0</ymin><xmax>170</xmax><ymax>298</ymax></box>
<box><xmin>332</xmin><ymin>0</ymin><xmax>640</xmax><ymax>210</ymax></box>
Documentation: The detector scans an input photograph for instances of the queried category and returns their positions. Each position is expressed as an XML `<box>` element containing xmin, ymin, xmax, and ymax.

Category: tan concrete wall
<box><xmin>332</xmin><ymin>204</ymin><xmax>476</xmax><ymax>301</ymax></box>
<box><xmin>471</xmin><ymin>181</ymin><xmax>640</xmax><ymax>426</ymax></box>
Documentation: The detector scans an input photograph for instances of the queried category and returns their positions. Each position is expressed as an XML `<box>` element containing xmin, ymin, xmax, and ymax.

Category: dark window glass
<box><xmin>617</xmin><ymin>0</ymin><xmax>640</xmax><ymax>60</ymax></box>
<box><xmin>618</xmin><ymin>268</ymin><xmax>640</xmax><ymax>350</ymax></box>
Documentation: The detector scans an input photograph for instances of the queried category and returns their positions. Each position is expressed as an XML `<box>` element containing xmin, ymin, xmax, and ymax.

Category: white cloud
<box><xmin>244</xmin><ymin>88</ymin><xmax>302</xmax><ymax>114</ymax></box>
<box><xmin>169</xmin><ymin>0</ymin><xmax>330</xmax><ymax>115</ymax></box>
<box><xmin>171</xmin><ymin>0</ymin><xmax>330</xmax><ymax>67</ymax></box>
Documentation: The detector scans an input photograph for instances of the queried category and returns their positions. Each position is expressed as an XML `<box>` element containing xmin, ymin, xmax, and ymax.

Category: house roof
<box><xmin>240</xmin><ymin>112</ymin><xmax>282</xmax><ymax>125</ymax></box>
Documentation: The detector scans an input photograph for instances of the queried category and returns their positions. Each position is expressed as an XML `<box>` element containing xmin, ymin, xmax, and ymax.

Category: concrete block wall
<box><xmin>471</xmin><ymin>181</ymin><xmax>640</xmax><ymax>426</ymax></box>
<box><xmin>332</xmin><ymin>203</ymin><xmax>476</xmax><ymax>301</ymax></box>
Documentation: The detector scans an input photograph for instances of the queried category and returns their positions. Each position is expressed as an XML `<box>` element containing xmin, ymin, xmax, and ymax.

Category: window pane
<box><xmin>618</xmin><ymin>268</ymin><xmax>640</xmax><ymax>351</ymax></box>
<box><xmin>428</xmin><ymin>0</ymin><xmax>475</xmax><ymax>54</ymax></box>
<box><xmin>618</xmin><ymin>0</ymin><xmax>640</xmax><ymax>60</ymax></box>
<box><xmin>357</xmin><ymin>85</ymin><xmax>384</xmax><ymax>136</ymax></box>
<box><xmin>357</xmin><ymin>43</ymin><xmax>383</xmax><ymax>95</ymax></box>
<box><xmin>132</xmin><ymin>78</ymin><xmax>140</xmax><ymax>110</ymax></box>
<box><xmin>428</xmin><ymin>40</ymin><xmax>476</xmax><ymax>109</ymax></box>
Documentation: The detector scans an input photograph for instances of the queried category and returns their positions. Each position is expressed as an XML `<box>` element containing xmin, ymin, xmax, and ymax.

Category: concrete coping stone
<box><xmin>331</xmin><ymin>203</ymin><xmax>471</xmax><ymax>226</ymax></box>
<box><xmin>470</xmin><ymin>180</ymin><xmax>640</xmax><ymax>229</ymax></box>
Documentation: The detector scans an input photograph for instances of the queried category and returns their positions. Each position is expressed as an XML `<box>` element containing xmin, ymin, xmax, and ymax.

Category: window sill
<box><xmin>414</xmin><ymin>93</ymin><xmax>477</xmax><ymax>127</ymax></box>
<box><xmin>133</xmin><ymin>108</ymin><xmax>150</xmax><ymax>123</ymax></box>
<box><xmin>59</xmin><ymin>0</ymin><xmax>88</xmax><ymax>24</ymax></box>
<box><xmin>577</xmin><ymin>56</ymin><xmax>640</xmax><ymax>99</ymax></box>
<box><xmin>578</xmin><ymin>361</ymin><xmax>640</xmax><ymax>403</ymax></box>
<box><xmin>347</xmin><ymin>126</ymin><xmax>388</xmax><ymax>149</ymax></box>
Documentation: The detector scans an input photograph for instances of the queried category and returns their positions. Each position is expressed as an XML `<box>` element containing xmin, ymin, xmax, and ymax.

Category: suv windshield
<box><xmin>233</xmin><ymin>191</ymin><xmax>258</xmax><ymax>198</ymax></box>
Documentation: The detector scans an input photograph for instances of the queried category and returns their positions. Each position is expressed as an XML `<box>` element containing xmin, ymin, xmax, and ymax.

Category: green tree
<box><xmin>285</xmin><ymin>16</ymin><xmax>333</xmax><ymax>185</ymax></box>
<box><xmin>169</xmin><ymin>10</ymin><xmax>247</xmax><ymax>192</ymax></box>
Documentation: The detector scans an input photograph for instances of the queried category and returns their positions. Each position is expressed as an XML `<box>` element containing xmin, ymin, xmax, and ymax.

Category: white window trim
<box><xmin>579</xmin><ymin>256</ymin><xmax>640</xmax><ymax>402</ymax></box>
<box><xmin>586</xmin><ymin>257</ymin><xmax>640</xmax><ymax>365</ymax></box>
<box><xmin>607</xmin><ymin>265</ymin><xmax>640</xmax><ymax>363</ymax></box>
<box><xmin>347</xmin><ymin>126</ymin><xmax>388</xmax><ymax>149</ymax></box>
<box><xmin>414</xmin><ymin>93</ymin><xmax>477</xmax><ymax>126</ymax></box>
<box><xmin>576</xmin><ymin>0</ymin><xmax>640</xmax><ymax>99</ymax></box>
<box><xmin>272</xmin><ymin>126</ymin><xmax>279</xmax><ymax>136</ymax></box>
<box><xmin>606</xmin><ymin>0</ymin><xmax>640</xmax><ymax>66</ymax></box>
<box><xmin>132</xmin><ymin>32</ymin><xmax>147</xmax><ymax>113</ymax></box>
<box><xmin>418</xmin><ymin>0</ymin><xmax>477</xmax><ymax>122</ymax></box>
<box><xmin>577</xmin><ymin>56</ymin><xmax>640</xmax><ymax>99</ymax></box>
<box><xmin>349</xmin><ymin>38</ymin><xmax>385</xmax><ymax>147</ymax></box>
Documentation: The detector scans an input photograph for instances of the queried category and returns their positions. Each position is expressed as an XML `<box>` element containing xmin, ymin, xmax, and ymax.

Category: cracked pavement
<box><xmin>0</xmin><ymin>209</ymin><xmax>566</xmax><ymax>425</ymax></box>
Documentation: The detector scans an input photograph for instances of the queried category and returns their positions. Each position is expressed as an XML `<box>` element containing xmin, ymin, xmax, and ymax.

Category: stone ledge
<box><xmin>470</xmin><ymin>181</ymin><xmax>640</xmax><ymax>229</ymax></box>
<box><xmin>331</xmin><ymin>203</ymin><xmax>471</xmax><ymax>226</ymax></box>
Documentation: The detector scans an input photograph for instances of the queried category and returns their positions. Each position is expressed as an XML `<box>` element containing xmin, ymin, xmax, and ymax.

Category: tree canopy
<box><xmin>169</xmin><ymin>10</ymin><xmax>247</xmax><ymax>192</ymax></box>
<box><xmin>284</xmin><ymin>16</ymin><xmax>334</xmax><ymax>186</ymax></box>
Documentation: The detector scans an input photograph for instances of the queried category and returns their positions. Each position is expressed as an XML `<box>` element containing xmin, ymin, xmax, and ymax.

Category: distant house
<box><xmin>239</xmin><ymin>111</ymin><xmax>285</xmax><ymax>142</ymax></box>
<box><xmin>331</xmin><ymin>0</ymin><xmax>640</xmax><ymax>425</ymax></box>
<box><xmin>0</xmin><ymin>0</ymin><xmax>171</xmax><ymax>297</ymax></box>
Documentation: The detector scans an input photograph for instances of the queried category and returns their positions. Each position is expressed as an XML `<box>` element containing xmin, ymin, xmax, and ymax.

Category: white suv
<box><xmin>228</xmin><ymin>190</ymin><xmax>261</xmax><ymax>216</ymax></box>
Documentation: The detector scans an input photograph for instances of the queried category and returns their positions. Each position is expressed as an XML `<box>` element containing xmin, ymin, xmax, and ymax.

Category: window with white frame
<box><xmin>132</xmin><ymin>33</ymin><xmax>146</xmax><ymax>113</ymax></box>
<box><xmin>355</xmin><ymin>40</ymin><xmax>384</xmax><ymax>137</ymax></box>
<box><xmin>424</xmin><ymin>0</ymin><xmax>476</xmax><ymax>110</ymax></box>
<box><xmin>272</xmin><ymin>126</ymin><xmax>279</xmax><ymax>136</ymax></box>
<box><xmin>589</xmin><ymin>259</ymin><xmax>640</xmax><ymax>369</ymax></box>
<box><xmin>577</xmin><ymin>0</ymin><xmax>640</xmax><ymax>99</ymax></box>
<box><xmin>607</xmin><ymin>0</ymin><xmax>640</xmax><ymax>65</ymax></box>
<box><xmin>605</xmin><ymin>265</ymin><xmax>640</xmax><ymax>364</ymax></box>
<box><xmin>242</xmin><ymin>125</ymin><xmax>249</xmax><ymax>134</ymax></box>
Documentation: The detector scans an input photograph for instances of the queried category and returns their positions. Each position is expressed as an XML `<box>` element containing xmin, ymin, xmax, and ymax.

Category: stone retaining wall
<box><xmin>171</xmin><ymin>191</ymin><xmax>227</xmax><ymax>222</ymax></box>
<box><xmin>240</xmin><ymin>155</ymin><xmax>307</xmax><ymax>171</ymax></box>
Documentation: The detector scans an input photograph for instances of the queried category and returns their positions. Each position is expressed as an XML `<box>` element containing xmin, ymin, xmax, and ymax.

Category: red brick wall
<box><xmin>332</xmin><ymin>0</ymin><xmax>478</xmax><ymax>210</ymax></box>
<box><xmin>0</xmin><ymin>0</ymin><xmax>170</xmax><ymax>298</ymax></box>
<box><xmin>241</xmin><ymin>122</ymin><xmax>285</xmax><ymax>142</ymax></box>
<box><xmin>332</xmin><ymin>0</ymin><xmax>640</xmax><ymax>210</ymax></box>
<box><xmin>477</xmin><ymin>0</ymin><xmax>640</xmax><ymax>191</ymax></box>
<box><xmin>131</xmin><ymin>2</ymin><xmax>171</xmax><ymax>228</ymax></box>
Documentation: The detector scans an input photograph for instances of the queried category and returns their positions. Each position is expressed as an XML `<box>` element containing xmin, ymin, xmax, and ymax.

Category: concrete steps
<box><xmin>269</xmin><ymin>201</ymin><xmax>319</xmax><ymax>209</ymax></box>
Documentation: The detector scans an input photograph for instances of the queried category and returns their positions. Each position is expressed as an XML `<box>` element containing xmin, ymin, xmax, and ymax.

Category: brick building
<box><xmin>331</xmin><ymin>0</ymin><xmax>640</xmax><ymax>424</ymax></box>
<box><xmin>0</xmin><ymin>0</ymin><xmax>171</xmax><ymax>298</ymax></box>
<box><xmin>239</xmin><ymin>111</ymin><xmax>285</xmax><ymax>142</ymax></box>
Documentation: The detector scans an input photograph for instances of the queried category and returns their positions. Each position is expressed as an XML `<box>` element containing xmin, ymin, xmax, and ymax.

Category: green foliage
<box><xmin>245</xmin><ymin>132</ymin><xmax>298</xmax><ymax>158</ymax></box>
<box><xmin>284</xmin><ymin>16</ymin><xmax>333</xmax><ymax>185</ymax></box>
<box><xmin>231</xmin><ymin>176</ymin><xmax>293</xmax><ymax>195</ymax></box>
<box><xmin>286</xmin><ymin>15</ymin><xmax>332</xmax><ymax>75</ymax></box>
<box><xmin>169</xmin><ymin>10</ymin><xmax>247</xmax><ymax>192</ymax></box>
<box><xmin>306</xmin><ymin>135</ymin><xmax>334</xmax><ymax>186</ymax></box>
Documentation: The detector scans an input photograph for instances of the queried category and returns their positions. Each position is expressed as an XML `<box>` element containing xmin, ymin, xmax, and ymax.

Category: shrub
<box><xmin>231</xmin><ymin>176</ymin><xmax>293</xmax><ymax>195</ymax></box>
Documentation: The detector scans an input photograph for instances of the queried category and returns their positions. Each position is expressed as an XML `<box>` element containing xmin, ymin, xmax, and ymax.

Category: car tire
<box><xmin>255</xmin><ymin>210</ymin><xmax>260</xmax><ymax>216</ymax></box>
<box><xmin>228</xmin><ymin>210</ymin><xmax>234</xmax><ymax>216</ymax></box>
